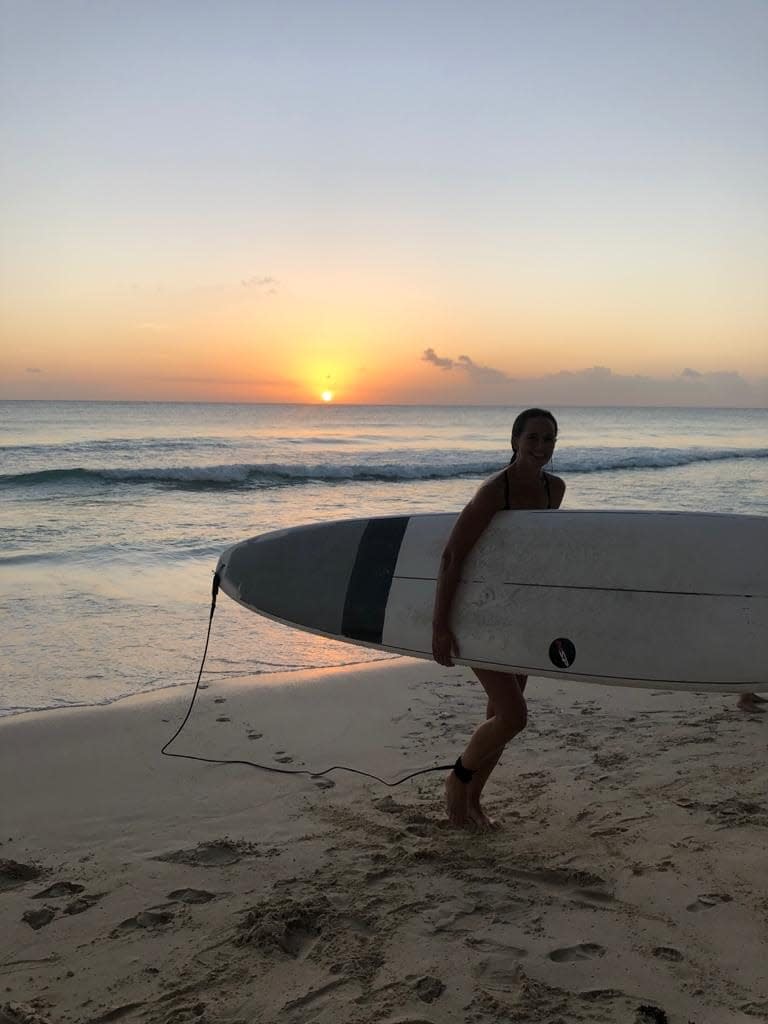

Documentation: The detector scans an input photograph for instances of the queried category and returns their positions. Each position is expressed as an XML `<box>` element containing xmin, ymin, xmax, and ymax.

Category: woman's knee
<box><xmin>474</xmin><ymin>668</ymin><xmax>528</xmax><ymax>737</ymax></box>
<box><xmin>496</xmin><ymin>699</ymin><xmax>527</xmax><ymax>739</ymax></box>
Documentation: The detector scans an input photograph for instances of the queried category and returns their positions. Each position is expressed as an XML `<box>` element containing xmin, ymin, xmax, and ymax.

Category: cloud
<box><xmin>420</xmin><ymin>349</ymin><xmax>767</xmax><ymax>407</ymax></box>
<box><xmin>539</xmin><ymin>366</ymin><xmax>760</xmax><ymax>405</ymax></box>
<box><xmin>25</xmin><ymin>367</ymin><xmax>43</xmax><ymax>374</ymax></box>
<box><xmin>422</xmin><ymin>349</ymin><xmax>509</xmax><ymax>381</ymax></box>
<box><xmin>241</xmin><ymin>275</ymin><xmax>279</xmax><ymax>294</ymax></box>
<box><xmin>456</xmin><ymin>355</ymin><xmax>510</xmax><ymax>382</ymax></box>
<box><xmin>422</xmin><ymin>347</ymin><xmax>457</xmax><ymax>370</ymax></box>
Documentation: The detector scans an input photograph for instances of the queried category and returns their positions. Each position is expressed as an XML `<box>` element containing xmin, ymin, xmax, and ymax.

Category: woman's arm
<box><xmin>432</xmin><ymin>481</ymin><xmax>502</xmax><ymax>666</ymax></box>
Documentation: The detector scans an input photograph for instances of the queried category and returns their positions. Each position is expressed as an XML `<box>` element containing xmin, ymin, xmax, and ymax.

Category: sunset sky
<box><xmin>1</xmin><ymin>0</ymin><xmax>766</xmax><ymax>406</ymax></box>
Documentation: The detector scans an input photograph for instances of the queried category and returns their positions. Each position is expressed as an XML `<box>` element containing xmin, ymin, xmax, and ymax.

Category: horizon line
<box><xmin>1</xmin><ymin>398</ymin><xmax>766</xmax><ymax>412</ymax></box>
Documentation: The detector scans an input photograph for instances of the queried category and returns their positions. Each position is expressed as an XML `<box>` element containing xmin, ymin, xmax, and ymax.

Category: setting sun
<box><xmin>321</xmin><ymin>390</ymin><xmax>334</xmax><ymax>403</ymax></box>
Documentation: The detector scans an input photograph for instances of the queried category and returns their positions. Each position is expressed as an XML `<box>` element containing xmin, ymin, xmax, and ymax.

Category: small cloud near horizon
<box><xmin>422</xmin><ymin>348</ymin><xmax>509</xmax><ymax>381</ymax></box>
<box><xmin>25</xmin><ymin>367</ymin><xmax>43</xmax><ymax>374</ymax></box>
<box><xmin>241</xmin><ymin>275</ymin><xmax>279</xmax><ymax>295</ymax></box>
<box><xmin>421</xmin><ymin>349</ymin><xmax>767</xmax><ymax>406</ymax></box>
<box><xmin>422</xmin><ymin>347</ymin><xmax>458</xmax><ymax>370</ymax></box>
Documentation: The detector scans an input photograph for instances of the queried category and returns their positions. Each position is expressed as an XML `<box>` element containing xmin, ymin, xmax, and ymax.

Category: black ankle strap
<box><xmin>452</xmin><ymin>756</ymin><xmax>475</xmax><ymax>784</ymax></box>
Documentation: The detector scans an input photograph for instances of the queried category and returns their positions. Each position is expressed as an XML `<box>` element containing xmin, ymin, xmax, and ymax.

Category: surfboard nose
<box><xmin>216</xmin><ymin>520</ymin><xmax>370</xmax><ymax>634</ymax></box>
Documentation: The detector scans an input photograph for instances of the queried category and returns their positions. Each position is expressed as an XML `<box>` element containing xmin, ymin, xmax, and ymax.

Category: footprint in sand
<box><xmin>685</xmin><ymin>893</ymin><xmax>732</xmax><ymax>912</ymax></box>
<box><xmin>33</xmin><ymin>881</ymin><xmax>84</xmax><ymax>899</ymax></box>
<box><xmin>635</xmin><ymin>1006</ymin><xmax>670</xmax><ymax>1024</ymax></box>
<box><xmin>155</xmin><ymin>839</ymin><xmax>259</xmax><ymax>867</ymax></box>
<box><xmin>313</xmin><ymin>777</ymin><xmax>335</xmax><ymax>789</ymax></box>
<box><xmin>466</xmin><ymin>936</ymin><xmax>528</xmax><ymax>957</ymax></box>
<box><xmin>274</xmin><ymin>754</ymin><xmax>294</xmax><ymax>764</ymax></box>
<box><xmin>64</xmin><ymin>893</ymin><xmax>103</xmax><ymax>916</ymax></box>
<box><xmin>237</xmin><ymin>894</ymin><xmax>329</xmax><ymax>957</ymax></box>
<box><xmin>740</xmin><ymin>1000</ymin><xmax>768</xmax><ymax>1017</ymax></box>
<box><xmin>0</xmin><ymin>859</ymin><xmax>43</xmax><ymax>892</ymax></box>
<box><xmin>247</xmin><ymin>731</ymin><xmax>263</xmax><ymax>740</ymax></box>
<box><xmin>424</xmin><ymin>898</ymin><xmax>477</xmax><ymax>933</ymax></box>
<box><xmin>473</xmin><ymin>958</ymin><xmax>527</xmax><ymax>993</ymax></box>
<box><xmin>653</xmin><ymin>946</ymin><xmax>684</xmax><ymax>962</ymax></box>
<box><xmin>508</xmin><ymin>866</ymin><xmax>612</xmax><ymax>904</ymax></box>
<box><xmin>22</xmin><ymin>906</ymin><xmax>57</xmax><ymax>930</ymax></box>
<box><xmin>572</xmin><ymin>888</ymin><xmax>616</xmax><ymax>905</ymax></box>
<box><xmin>116</xmin><ymin>906</ymin><xmax>175</xmax><ymax>931</ymax></box>
<box><xmin>167</xmin><ymin>888</ymin><xmax>218</xmax><ymax>904</ymax></box>
<box><xmin>215</xmin><ymin>716</ymin><xmax>231</xmax><ymax>723</ymax></box>
<box><xmin>31</xmin><ymin>884</ymin><xmax>103</xmax><ymax>919</ymax></box>
<box><xmin>414</xmin><ymin>976</ymin><xmax>445</xmax><ymax>1003</ymax></box>
<box><xmin>214</xmin><ymin>697</ymin><xmax>226</xmax><ymax>704</ymax></box>
<box><xmin>548</xmin><ymin>942</ymin><xmax>606</xmax><ymax>962</ymax></box>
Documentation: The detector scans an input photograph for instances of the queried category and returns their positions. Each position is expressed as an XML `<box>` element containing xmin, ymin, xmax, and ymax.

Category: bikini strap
<box><xmin>504</xmin><ymin>467</ymin><xmax>551</xmax><ymax>509</ymax></box>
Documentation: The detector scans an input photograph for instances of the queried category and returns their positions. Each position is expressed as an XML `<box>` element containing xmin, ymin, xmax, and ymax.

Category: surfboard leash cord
<box><xmin>160</xmin><ymin>572</ymin><xmax>455</xmax><ymax>787</ymax></box>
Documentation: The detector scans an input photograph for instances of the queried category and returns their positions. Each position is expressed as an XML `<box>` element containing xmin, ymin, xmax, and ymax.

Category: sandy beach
<box><xmin>2</xmin><ymin>659</ymin><xmax>767</xmax><ymax>1024</ymax></box>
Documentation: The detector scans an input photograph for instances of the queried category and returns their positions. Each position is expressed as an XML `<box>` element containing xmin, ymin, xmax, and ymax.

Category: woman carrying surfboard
<box><xmin>432</xmin><ymin>408</ymin><xmax>565</xmax><ymax>830</ymax></box>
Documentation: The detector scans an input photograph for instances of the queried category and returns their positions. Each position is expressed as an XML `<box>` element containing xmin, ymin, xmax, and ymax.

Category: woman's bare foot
<box><xmin>445</xmin><ymin>772</ymin><xmax>469</xmax><ymax>827</ymax></box>
<box><xmin>466</xmin><ymin>800</ymin><xmax>500</xmax><ymax>831</ymax></box>
<box><xmin>738</xmin><ymin>693</ymin><xmax>766</xmax><ymax>713</ymax></box>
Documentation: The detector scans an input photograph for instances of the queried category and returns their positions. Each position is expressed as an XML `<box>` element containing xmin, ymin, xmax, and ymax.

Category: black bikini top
<box><xmin>503</xmin><ymin>468</ymin><xmax>552</xmax><ymax>510</ymax></box>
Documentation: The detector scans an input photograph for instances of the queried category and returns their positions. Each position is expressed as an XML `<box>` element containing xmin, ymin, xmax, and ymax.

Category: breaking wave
<box><xmin>2</xmin><ymin>447</ymin><xmax>766</xmax><ymax>490</ymax></box>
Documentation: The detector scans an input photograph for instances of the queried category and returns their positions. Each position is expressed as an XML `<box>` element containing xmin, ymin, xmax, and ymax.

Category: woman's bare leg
<box><xmin>465</xmin><ymin>743</ymin><xmax>504</xmax><ymax>830</ymax></box>
<box><xmin>445</xmin><ymin>670</ymin><xmax>528</xmax><ymax>828</ymax></box>
<box><xmin>465</xmin><ymin>676</ymin><xmax>527</xmax><ymax>829</ymax></box>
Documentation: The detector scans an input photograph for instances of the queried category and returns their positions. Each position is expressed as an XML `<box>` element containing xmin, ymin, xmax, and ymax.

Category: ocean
<box><xmin>1</xmin><ymin>401</ymin><xmax>766</xmax><ymax>718</ymax></box>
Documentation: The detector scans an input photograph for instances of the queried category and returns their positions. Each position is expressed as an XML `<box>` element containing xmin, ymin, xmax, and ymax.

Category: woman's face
<box><xmin>513</xmin><ymin>416</ymin><xmax>557</xmax><ymax>466</ymax></box>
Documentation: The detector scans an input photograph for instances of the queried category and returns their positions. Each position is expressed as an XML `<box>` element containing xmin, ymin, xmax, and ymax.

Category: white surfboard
<box><xmin>216</xmin><ymin>510</ymin><xmax>768</xmax><ymax>693</ymax></box>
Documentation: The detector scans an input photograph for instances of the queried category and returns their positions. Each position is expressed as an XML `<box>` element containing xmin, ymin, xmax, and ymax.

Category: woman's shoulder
<box><xmin>545</xmin><ymin>472</ymin><xmax>566</xmax><ymax>504</ymax></box>
<box><xmin>482</xmin><ymin>467</ymin><xmax>509</xmax><ymax>497</ymax></box>
<box><xmin>449</xmin><ymin>471</ymin><xmax>506</xmax><ymax>541</ymax></box>
<box><xmin>470</xmin><ymin>469</ymin><xmax>508</xmax><ymax>509</ymax></box>
<box><xmin>482</xmin><ymin>466</ymin><xmax>509</xmax><ymax>489</ymax></box>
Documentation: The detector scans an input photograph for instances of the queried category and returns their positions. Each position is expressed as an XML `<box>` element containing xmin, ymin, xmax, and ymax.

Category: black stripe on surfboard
<box><xmin>342</xmin><ymin>516</ymin><xmax>410</xmax><ymax>643</ymax></box>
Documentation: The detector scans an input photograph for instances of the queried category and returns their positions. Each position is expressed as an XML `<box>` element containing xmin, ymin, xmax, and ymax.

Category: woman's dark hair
<box><xmin>510</xmin><ymin>408</ymin><xmax>558</xmax><ymax>459</ymax></box>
